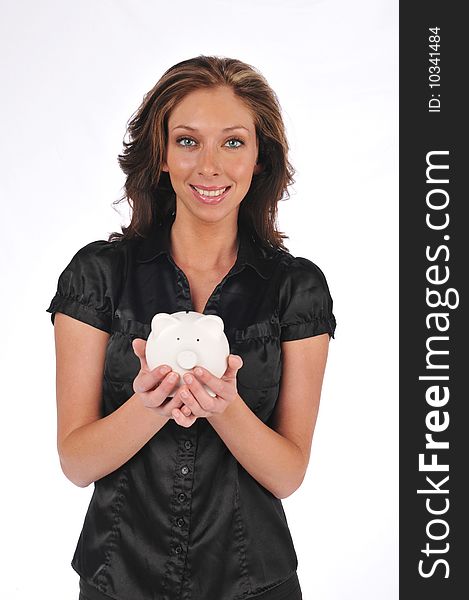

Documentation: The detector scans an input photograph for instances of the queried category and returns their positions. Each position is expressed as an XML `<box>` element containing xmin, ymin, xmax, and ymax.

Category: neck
<box><xmin>170</xmin><ymin>210</ymin><xmax>239</xmax><ymax>271</ymax></box>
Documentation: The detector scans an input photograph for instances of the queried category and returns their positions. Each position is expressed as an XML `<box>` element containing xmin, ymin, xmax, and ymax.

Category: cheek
<box><xmin>166</xmin><ymin>151</ymin><xmax>196</xmax><ymax>176</ymax></box>
<box><xmin>229</xmin><ymin>158</ymin><xmax>257</xmax><ymax>185</ymax></box>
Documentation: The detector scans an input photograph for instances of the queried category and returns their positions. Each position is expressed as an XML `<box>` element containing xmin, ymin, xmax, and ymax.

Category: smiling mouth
<box><xmin>190</xmin><ymin>185</ymin><xmax>231</xmax><ymax>197</ymax></box>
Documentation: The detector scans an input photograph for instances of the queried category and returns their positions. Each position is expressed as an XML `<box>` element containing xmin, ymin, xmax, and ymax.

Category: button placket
<box><xmin>163</xmin><ymin>426</ymin><xmax>198</xmax><ymax>596</ymax></box>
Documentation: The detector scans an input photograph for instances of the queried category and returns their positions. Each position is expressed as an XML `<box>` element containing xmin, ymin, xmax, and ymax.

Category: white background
<box><xmin>1</xmin><ymin>1</ymin><xmax>398</xmax><ymax>598</ymax></box>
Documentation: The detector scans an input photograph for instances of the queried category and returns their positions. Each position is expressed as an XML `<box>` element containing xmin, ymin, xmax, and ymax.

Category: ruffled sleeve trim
<box><xmin>280</xmin><ymin>314</ymin><xmax>337</xmax><ymax>342</ymax></box>
<box><xmin>46</xmin><ymin>293</ymin><xmax>113</xmax><ymax>333</ymax></box>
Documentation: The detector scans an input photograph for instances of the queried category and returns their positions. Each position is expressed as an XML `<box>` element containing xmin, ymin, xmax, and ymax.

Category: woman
<box><xmin>47</xmin><ymin>55</ymin><xmax>336</xmax><ymax>600</ymax></box>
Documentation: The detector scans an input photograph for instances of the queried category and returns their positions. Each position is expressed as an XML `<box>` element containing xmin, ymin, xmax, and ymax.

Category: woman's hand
<box><xmin>172</xmin><ymin>355</ymin><xmax>243</xmax><ymax>423</ymax></box>
<box><xmin>132</xmin><ymin>338</ymin><xmax>196</xmax><ymax>426</ymax></box>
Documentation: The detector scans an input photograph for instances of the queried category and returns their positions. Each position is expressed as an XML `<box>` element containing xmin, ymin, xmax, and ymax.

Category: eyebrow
<box><xmin>171</xmin><ymin>125</ymin><xmax>250</xmax><ymax>133</ymax></box>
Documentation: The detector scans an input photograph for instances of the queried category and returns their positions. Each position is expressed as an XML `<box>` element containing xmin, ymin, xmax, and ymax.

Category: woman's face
<box><xmin>162</xmin><ymin>85</ymin><xmax>260</xmax><ymax>226</ymax></box>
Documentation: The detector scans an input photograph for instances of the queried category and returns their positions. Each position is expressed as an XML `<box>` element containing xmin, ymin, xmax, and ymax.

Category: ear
<box><xmin>161</xmin><ymin>162</ymin><xmax>169</xmax><ymax>173</ymax></box>
<box><xmin>253</xmin><ymin>161</ymin><xmax>263</xmax><ymax>175</ymax></box>
<box><xmin>151</xmin><ymin>312</ymin><xmax>178</xmax><ymax>335</ymax></box>
<box><xmin>196</xmin><ymin>314</ymin><xmax>224</xmax><ymax>337</ymax></box>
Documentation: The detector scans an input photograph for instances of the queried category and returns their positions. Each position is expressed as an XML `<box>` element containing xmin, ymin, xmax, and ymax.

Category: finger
<box><xmin>180</xmin><ymin>405</ymin><xmax>192</xmax><ymax>417</ymax></box>
<box><xmin>175</xmin><ymin>385</ymin><xmax>206</xmax><ymax>417</ymax></box>
<box><xmin>187</xmin><ymin>366</ymin><xmax>229</xmax><ymax>400</ymax></box>
<box><xmin>172</xmin><ymin>407</ymin><xmax>197</xmax><ymax>428</ymax></box>
<box><xmin>161</xmin><ymin>395</ymin><xmax>193</xmax><ymax>417</ymax></box>
<box><xmin>223</xmin><ymin>354</ymin><xmax>243</xmax><ymax>381</ymax></box>
<box><xmin>140</xmin><ymin>371</ymin><xmax>180</xmax><ymax>405</ymax></box>
<box><xmin>133</xmin><ymin>364</ymin><xmax>172</xmax><ymax>393</ymax></box>
<box><xmin>182</xmin><ymin>373</ymin><xmax>218</xmax><ymax>413</ymax></box>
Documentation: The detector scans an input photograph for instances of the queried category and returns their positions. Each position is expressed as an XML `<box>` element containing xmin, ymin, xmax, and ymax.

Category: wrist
<box><xmin>132</xmin><ymin>393</ymin><xmax>171</xmax><ymax>426</ymax></box>
<box><xmin>207</xmin><ymin>393</ymin><xmax>243</xmax><ymax>423</ymax></box>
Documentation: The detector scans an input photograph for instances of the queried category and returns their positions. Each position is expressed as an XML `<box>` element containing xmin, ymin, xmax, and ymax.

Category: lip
<box><xmin>191</xmin><ymin>184</ymin><xmax>230</xmax><ymax>191</ymax></box>
<box><xmin>189</xmin><ymin>184</ymin><xmax>231</xmax><ymax>205</ymax></box>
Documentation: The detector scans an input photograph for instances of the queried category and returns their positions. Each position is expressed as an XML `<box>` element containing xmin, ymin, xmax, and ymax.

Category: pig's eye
<box><xmin>177</xmin><ymin>337</ymin><xmax>180</xmax><ymax>341</ymax></box>
<box><xmin>196</xmin><ymin>338</ymin><xmax>200</xmax><ymax>342</ymax></box>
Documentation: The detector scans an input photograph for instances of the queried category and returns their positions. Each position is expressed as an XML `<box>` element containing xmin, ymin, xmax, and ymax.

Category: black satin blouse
<box><xmin>46</xmin><ymin>211</ymin><xmax>336</xmax><ymax>600</ymax></box>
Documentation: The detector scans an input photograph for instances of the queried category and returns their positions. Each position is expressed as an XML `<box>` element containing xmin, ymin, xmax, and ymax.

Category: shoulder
<box><xmin>275</xmin><ymin>251</ymin><xmax>337</xmax><ymax>341</ymax></box>
<box><xmin>273</xmin><ymin>250</ymin><xmax>333</xmax><ymax>297</ymax></box>
<box><xmin>64</xmin><ymin>236</ymin><xmax>132</xmax><ymax>296</ymax></box>
<box><xmin>68</xmin><ymin>238</ymin><xmax>128</xmax><ymax>267</ymax></box>
<box><xmin>62</xmin><ymin>237</ymin><xmax>132</xmax><ymax>283</ymax></box>
<box><xmin>279</xmin><ymin>252</ymin><xmax>331</xmax><ymax>285</ymax></box>
<box><xmin>46</xmin><ymin>237</ymin><xmax>131</xmax><ymax>333</ymax></box>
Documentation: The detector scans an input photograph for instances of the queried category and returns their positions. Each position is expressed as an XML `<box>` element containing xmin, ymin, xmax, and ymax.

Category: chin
<box><xmin>177</xmin><ymin>198</ymin><xmax>241</xmax><ymax>225</ymax></box>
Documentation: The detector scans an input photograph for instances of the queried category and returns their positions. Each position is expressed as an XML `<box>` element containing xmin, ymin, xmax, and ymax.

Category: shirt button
<box><xmin>175</xmin><ymin>545</ymin><xmax>183</xmax><ymax>554</ymax></box>
<box><xmin>184</xmin><ymin>440</ymin><xmax>192</xmax><ymax>450</ymax></box>
<box><xmin>181</xmin><ymin>466</ymin><xmax>189</xmax><ymax>475</ymax></box>
<box><xmin>178</xmin><ymin>493</ymin><xmax>186</xmax><ymax>503</ymax></box>
<box><xmin>176</xmin><ymin>517</ymin><xmax>185</xmax><ymax>527</ymax></box>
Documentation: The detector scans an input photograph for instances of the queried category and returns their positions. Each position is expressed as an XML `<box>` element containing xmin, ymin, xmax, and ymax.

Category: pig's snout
<box><xmin>177</xmin><ymin>350</ymin><xmax>198</xmax><ymax>370</ymax></box>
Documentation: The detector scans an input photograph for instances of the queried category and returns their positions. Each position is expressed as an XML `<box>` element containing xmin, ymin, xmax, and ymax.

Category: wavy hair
<box><xmin>109</xmin><ymin>55</ymin><xmax>295</xmax><ymax>250</ymax></box>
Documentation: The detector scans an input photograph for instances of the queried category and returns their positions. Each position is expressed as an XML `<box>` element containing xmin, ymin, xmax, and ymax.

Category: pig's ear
<box><xmin>197</xmin><ymin>314</ymin><xmax>224</xmax><ymax>336</ymax></box>
<box><xmin>151</xmin><ymin>313</ymin><xmax>179</xmax><ymax>336</ymax></box>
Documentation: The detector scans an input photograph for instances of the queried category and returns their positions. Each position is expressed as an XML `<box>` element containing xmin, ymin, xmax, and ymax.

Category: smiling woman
<box><xmin>46</xmin><ymin>55</ymin><xmax>336</xmax><ymax>600</ymax></box>
<box><xmin>162</xmin><ymin>86</ymin><xmax>260</xmax><ymax>221</ymax></box>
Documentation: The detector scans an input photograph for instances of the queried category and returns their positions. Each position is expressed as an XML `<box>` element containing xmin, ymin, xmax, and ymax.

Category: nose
<box><xmin>197</xmin><ymin>144</ymin><xmax>221</xmax><ymax>177</ymax></box>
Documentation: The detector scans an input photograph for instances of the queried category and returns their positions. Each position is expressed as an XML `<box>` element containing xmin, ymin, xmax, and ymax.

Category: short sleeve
<box><xmin>278</xmin><ymin>256</ymin><xmax>336</xmax><ymax>342</ymax></box>
<box><xmin>46</xmin><ymin>240</ymin><xmax>122</xmax><ymax>334</ymax></box>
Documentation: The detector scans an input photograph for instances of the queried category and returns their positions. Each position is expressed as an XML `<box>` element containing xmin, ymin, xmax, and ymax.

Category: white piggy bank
<box><xmin>145</xmin><ymin>311</ymin><xmax>230</xmax><ymax>397</ymax></box>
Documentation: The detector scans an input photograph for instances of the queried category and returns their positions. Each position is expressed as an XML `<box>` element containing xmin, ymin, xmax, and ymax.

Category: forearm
<box><xmin>59</xmin><ymin>394</ymin><xmax>170</xmax><ymax>487</ymax></box>
<box><xmin>207</xmin><ymin>395</ymin><xmax>306</xmax><ymax>499</ymax></box>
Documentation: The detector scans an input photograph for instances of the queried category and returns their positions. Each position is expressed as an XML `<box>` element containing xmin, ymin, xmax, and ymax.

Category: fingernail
<box><xmin>160</xmin><ymin>366</ymin><xmax>170</xmax><ymax>375</ymax></box>
<box><xmin>184</xmin><ymin>374</ymin><xmax>193</xmax><ymax>384</ymax></box>
<box><xmin>168</xmin><ymin>372</ymin><xmax>178</xmax><ymax>382</ymax></box>
<box><xmin>194</xmin><ymin>368</ymin><xmax>203</xmax><ymax>377</ymax></box>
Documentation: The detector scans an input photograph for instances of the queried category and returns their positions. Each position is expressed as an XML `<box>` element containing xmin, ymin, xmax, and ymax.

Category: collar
<box><xmin>135</xmin><ymin>211</ymin><xmax>279</xmax><ymax>279</ymax></box>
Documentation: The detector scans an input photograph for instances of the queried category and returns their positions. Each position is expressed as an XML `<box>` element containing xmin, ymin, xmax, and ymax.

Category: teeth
<box><xmin>193</xmin><ymin>186</ymin><xmax>228</xmax><ymax>197</ymax></box>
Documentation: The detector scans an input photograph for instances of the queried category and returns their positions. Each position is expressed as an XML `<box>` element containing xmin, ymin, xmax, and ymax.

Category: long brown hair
<box><xmin>109</xmin><ymin>55</ymin><xmax>295</xmax><ymax>250</ymax></box>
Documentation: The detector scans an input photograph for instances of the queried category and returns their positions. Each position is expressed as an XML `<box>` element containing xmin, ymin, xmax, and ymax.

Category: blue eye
<box><xmin>175</xmin><ymin>136</ymin><xmax>244</xmax><ymax>149</ymax></box>
<box><xmin>225</xmin><ymin>138</ymin><xmax>243</xmax><ymax>148</ymax></box>
<box><xmin>176</xmin><ymin>137</ymin><xmax>197</xmax><ymax>147</ymax></box>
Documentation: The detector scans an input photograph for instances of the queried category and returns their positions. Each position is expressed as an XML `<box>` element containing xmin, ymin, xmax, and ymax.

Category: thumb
<box><xmin>224</xmin><ymin>354</ymin><xmax>243</xmax><ymax>380</ymax></box>
<box><xmin>132</xmin><ymin>338</ymin><xmax>149</xmax><ymax>371</ymax></box>
<box><xmin>229</xmin><ymin>354</ymin><xmax>243</xmax><ymax>369</ymax></box>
